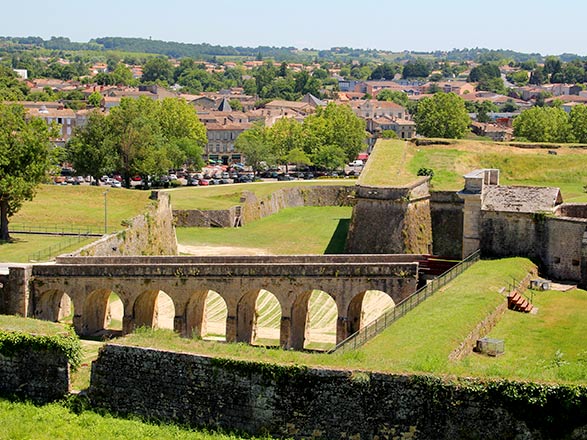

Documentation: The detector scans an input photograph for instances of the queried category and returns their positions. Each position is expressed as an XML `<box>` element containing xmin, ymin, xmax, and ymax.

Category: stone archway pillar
<box><xmin>122</xmin><ymin>314</ymin><xmax>134</xmax><ymax>335</ymax></box>
<box><xmin>225</xmin><ymin>302</ymin><xmax>238</xmax><ymax>343</ymax></box>
<box><xmin>280</xmin><ymin>315</ymin><xmax>292</xmax><ymax>348</ymax></box>
<box><xmin>174</xmin><ymin>315</ymin><xmax>187</xmax><ymax>336</ymax></box>
<box><xmin>336</xmin><ymin>315</ymin><xmax>349</xmax><ymax>344</ymax></box>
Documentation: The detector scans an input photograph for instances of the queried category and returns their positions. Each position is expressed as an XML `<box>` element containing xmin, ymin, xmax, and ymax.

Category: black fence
<box><xmin>329</xmin><ymin>250</ymin><xmax>481</xmax><ymax>354</ymax></box>
<box><xmin>11</xmin><ymin>223</ymin><xmax>105</xmax><ymax>236</ymax></box>
<box><xmin>27</xmin><ymin>234</ymin><xmax>96</xmax><ymax>262</ymax></box>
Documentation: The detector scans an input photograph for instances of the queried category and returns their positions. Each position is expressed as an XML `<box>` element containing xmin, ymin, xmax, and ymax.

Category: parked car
<box><xmin>277</xmin><ymin>174</ymin><xmax>295</xmax><ymax>181</ymax></box>
<box><xmin>349</xmin><ymin>160</ymin><xmax>364</xmax><ymax>167</ymax></box>
<box><xmin>198</xmin><ymin>179</ymin><xmax>209</xmax><ymax>186</ymax></box>
<box><xmin>110</xmin><ymin>180</ymin><xmax>122</xmax><ymax>188</ymax></box>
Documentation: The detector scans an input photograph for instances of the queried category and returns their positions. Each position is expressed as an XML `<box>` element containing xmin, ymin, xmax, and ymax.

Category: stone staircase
<box><xmin>507</xmin><ymin>290</ymin><xmax>534</xmax><ymax>313</ymax></box>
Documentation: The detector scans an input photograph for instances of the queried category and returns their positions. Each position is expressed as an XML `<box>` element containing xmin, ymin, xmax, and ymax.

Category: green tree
<box><xmin>67</xmin><ymin>111</ymin><xmax>117</xmax><ymax>184</ymax></box>
<box><xmin>141</xmin><ymin>57</ymin><xmax>173</xmax><ymax>84</ymax></box>
<box><xmin>569</xmin><ymin>105</ymin><xmax>587</xmax><ymax>143</ymax></box>
<box><xmin>111</xmin><ymin>64</ymin><xmax>135</xmax><ymax>86</ymax></box>
<box><xmin>402</xmin><ymin>60</ymin><xmax>431</xmax><ymax>79</ymax></box>
<box><xmin>376</xmin><ymin>89</ymin><xmax>408</xmax><ymax>107</ymax></box>
<box><xmin>268</xmin><ymin>117</ymin><xmax>304</xmax><ymax>172</ymax></box>
<box><xmin>413</xmin><ymin>92</ymin><xmax>470</xmax><ymax>139</ymax></box>
<box><xmin>513</xmin><ymin>107</ymin><xmax>573</xmax><ymax>143</ymax></box>
<box><xmin>157</xmin><ymin>98</ymin><xmax>207</xmax><ymax>170</ymax></box>
<box><xmin>87</xmin><ymin>91</ymin><xmax>102</xmax><ymax>108</ymax></box>
<box><xmin>234</xmin><ymin>122</ymin><xmax>272</xmax><ymax>175</ymax></box>
<box><xmin>303</xmin><ymin>102</ymin><xmax>366</xmax><ymax>162</ymax></box>
<box><xmin>312</xmin><ymin>144</ymin><xmax>346</xmax><ymax>171</ymax></box>
<box><xmin>107</xmin><ymin>97</ymin><xmax>167</xmax><ymax>186</ymax></box>
<box><xmin>0</xmin><ymin>103</ymin><xmax>53</xmax><ymax>240</ymax></box>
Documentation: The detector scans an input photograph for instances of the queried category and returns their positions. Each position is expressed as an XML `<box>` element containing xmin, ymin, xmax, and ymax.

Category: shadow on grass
<box><xmin>324</xmin><ymin>218</ymin><xmax>350</xmax><ymax>254</ymax></box>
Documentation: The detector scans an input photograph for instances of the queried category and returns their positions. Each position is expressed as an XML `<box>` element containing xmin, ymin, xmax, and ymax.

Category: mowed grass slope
<box><xmin>177</xmin><ymin>206</ymin><xmax>352</xmax><ymax>255</ymax></box>
<box><xmin>1</xmin><ymin>185</ymin><xmax>152</xmax><ymax>262</ymax></box>
<box><xmin>406</xmin><ymin>139</ymin><xmax>587</xmax><ymax>201</ymax></box>
<box><xmin>10</xmin><ymin>184</ymin><xmax>151</xmax><ymax>230</ymax></box>
<box><xmin>452</xmin><ymin>289</ymin><xmax>587</xmax><ymax>383</ymax></box>
<box><xmin>359</xmin><ymin>258</ymin><xmax>537</xmax><ymax>373</ymax></box>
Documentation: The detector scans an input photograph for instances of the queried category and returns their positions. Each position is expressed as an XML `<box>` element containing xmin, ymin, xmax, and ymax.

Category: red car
<box><xmin>198</xmin><ymin>179</ymin><xmax>209</xmax><ymax>186</ymax></box>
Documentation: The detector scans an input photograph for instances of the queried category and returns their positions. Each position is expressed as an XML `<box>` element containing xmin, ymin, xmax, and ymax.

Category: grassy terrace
<box><xmin>357</xmin><ymin>139</ymin><xmax>418</xmax><ymax>187</ymax></box>
<box><xmin>1</xmin><ymin>185</ymin><xmax>151</xmax><ymax>263</ymax></box>
<box><xmin>406</xmin><ymin>139</ymin><xmax>587</xmax><ymax>201</ymax></box>
<box><xmin>177</xmin><ymin>206</ymin><xmax>352</xmax><ymax>255</ymax></box>
<box><xmin>165</xmin><ymin>179</ymin><xmax>356</xmax><ymax>210</ymax></box>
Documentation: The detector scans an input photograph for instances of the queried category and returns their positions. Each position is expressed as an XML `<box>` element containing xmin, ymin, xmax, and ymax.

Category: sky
<box><xmin>3</xmin><ymin>0</ymin><xmax>587</xmax><ymax>56</ymax></box>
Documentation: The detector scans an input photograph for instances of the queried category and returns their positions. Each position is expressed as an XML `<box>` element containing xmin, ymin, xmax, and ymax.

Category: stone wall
<box><xmin>172</xmin><ymin>185</ymin><xmax>355</xmax><ymax>228</ymax></box>
<box><xmin>174</xmin><ymin>207</ymin><xmax>238</xmax><ymax>227</ymax></box>
<box><xmin>241</xmin><ymin>185</ymin><xmax>354</xmax><ymax>225</ymax></box>
<box><xmin>0</xmin><ymin>266</ymin><xmax>32</xmax><ymax>316</ymax></box>
<box><xmin>0</xmin><ymin>346</ymin><xmax>69</xmax><ymax>403</ymax></box>
<box><xmin>69</xmin><ymin>191</ymin><xmax>177</xmax><ymax>257</ymax></box>
<box><xmin>89</xmin><ymin>344</ymin><xmax>587</xmax><ymax>439</ymax></box>
<box><xmin>429</xmin><ymin>191</ymin><xmax>463</xmax><ymax>259</ymax></box>
<box><xmin>480</xmin><ymin>211</ymin><xmax>587</xmax><ymax>286</ymax></box>
<box><xmin>345</xmin><ymin>179</ymin><xmax>433</xmax><ymax>254</ymax></box>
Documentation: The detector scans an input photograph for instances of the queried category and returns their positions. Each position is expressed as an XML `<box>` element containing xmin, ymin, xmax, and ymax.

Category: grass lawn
<box><xmin>0</xmin><ymin>314</ymin><xmax>72</xmax><ymax>336</ymax></box>
<box><xmin>165</xmin><ymin>179</ymin><xmax>356</xmax><ymax>211</ymax></box>
<box><xmin>358</xmin><ymin>139</ymin><xmax>418</xmax><ymax>187</ymax></box>
<box><xmin>176</xmin><ymin>206</ymin><xmax>352</xmax><ymax>255</ymax></box>
<box><xmin>0</xmin><ymin>399</ymin><xmax>262</xmax><ymax>440</ymax></box>
<box><xmin>451</xmin><ymin>288</ymin><xmax>587</xmax><ymax>383</ymax></box>
<box><xmin>2</xmin><ymin>185</ymin><xmax>152</xmax><ymax>263</ymax></box>
<box><xmin>10</xmin><ymin>184</ymin><xmax>152</xmax><ymax>232</ymax></box>
<box><xmin>405</xmin><ymin>140</ymin><xmax>587</xmax><ymax>201</ymax></box>
<box><xmin>0</xmin><ymin>234</ymin><xmax>95</xmax><ymax>263</ymax></box>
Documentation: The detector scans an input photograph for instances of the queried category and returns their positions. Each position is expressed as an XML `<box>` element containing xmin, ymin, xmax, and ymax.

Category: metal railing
<box><xmin>11</xmin><ymin>223</ymin><xmax>104</xmax><ymax>236</ymax></box>
<box><xmin>329</xmin><ymin>250</ymin><xmax>481</xmax><ymax>354</ymax></box>
<box><xmin>27</xmin><ymin>235</ymin><xmax>95</xmax><ymax>262</ymax></box>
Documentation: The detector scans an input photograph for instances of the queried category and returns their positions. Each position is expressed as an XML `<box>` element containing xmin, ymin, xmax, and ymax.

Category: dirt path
<box><xmin>178</xmin><ymin>244</ymin><xmax>274</xmax><ymax>256</ymax></box>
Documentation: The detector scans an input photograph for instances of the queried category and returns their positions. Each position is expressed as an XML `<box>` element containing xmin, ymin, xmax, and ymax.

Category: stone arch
<box><xmin>290</xmin><ymin>289</ymin><xmax>337</xmax><ymax>350</ymax></box>
<box><xmin>347</xmin><ymin>290</ymin><xmax>395</xmax><ymax>336</ymax></box>
<box><xmin>236</xmin><ymin>289</ymin><xmax>282</xmax><ymax>345</ymax></box>
<box><xmin>185</xmin><ymin>290</ymin><xmax>228</xmax><ymax>340</ymax></box>
<box><xmin>133</xmin><ymin>290</ymin><xmax>175</xmax><ymax>331</ymax></box>
<box><xmin>81</xmin><ymin>289</ymin><xmax>113</xmax><ymax>336</ymax></box>
<box><xmin>35</xmin><ymin>290</ymin><xmax>72</xmax><ymax>323</ymax></box>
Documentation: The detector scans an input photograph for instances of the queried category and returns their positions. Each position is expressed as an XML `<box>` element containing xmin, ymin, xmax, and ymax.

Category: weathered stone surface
<box><xmin>89</xmin><ymin>344</ymin><xmax>587</xmax><ymax>440</ymax></box>
<box><xmin>429</xmin><ymin>191</ymin><xmax>463</xmax><ymax>259</ymax></box>
<box><xmin>345</xmin><ymin>179</ymin><xmax>433</xmax><ymax>254</ymax></box>
<box><xmin>0</xmin><ymin>347</ymin><xmax>69</xmax><ymax>403</ymax></box>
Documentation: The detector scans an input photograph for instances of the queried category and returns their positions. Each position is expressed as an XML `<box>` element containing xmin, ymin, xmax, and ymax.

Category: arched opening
<box><xmin>290</xmin><ymin>290</ymin><xmax>337</xmax><ymax>351</ymax></box>
<box><xmin>203</xmin><ymin>291</ymin><xmax>228</xmax><ymax>341</ymax></box>
<box><xmin>105</xmin><ymin>292</ymin><xmax>124</xmax><ymax>332</ymax></box>
<box><xmin>186</xmin><ymin>290</ymin><xmax>228</xmax><ymax>341</ymax></box>
<box><xmin>82</xmin><ymin>289</ymin><xmax>112</xmax><ymax>336</ymax></box>
<box><xmin>347</xmin><ymin>290</ymin><xmax>395</xmax><ymax>336</ymax></box>
<box><xmin>35</xmin><ymin>290</ymin><xmax>72</xmax><ymax>323</ymax></box>
<box><xmin>305</xmin><ymin>290</ymin><xmax>337</xmax><ymax>351</ymax></box>
<box><xmin>133</xmin><ymin>290</ymin><xmax>175</xmax><ymax>331</ymax></box>
<box><xmin>236</xmin><ymin>289</ymin><xmax>281</xmax><ymax>346</ymax></box>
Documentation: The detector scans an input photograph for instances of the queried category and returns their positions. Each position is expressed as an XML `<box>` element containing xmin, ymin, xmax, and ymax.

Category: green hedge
<box><xmin>0</xmin><ymin>330</ymin><xmax>82</xmax><ymax>371</ymax></box>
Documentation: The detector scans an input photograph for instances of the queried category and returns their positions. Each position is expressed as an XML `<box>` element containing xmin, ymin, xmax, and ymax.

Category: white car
<box><xmin>349</xmin><ymin>160</ymin><xmax>364</xmax><ymax>167</ymax></box>
<box><xmin>110</xmin><ymin>180</ymin><xmax>122</xmax><ymax>188</ymax></box>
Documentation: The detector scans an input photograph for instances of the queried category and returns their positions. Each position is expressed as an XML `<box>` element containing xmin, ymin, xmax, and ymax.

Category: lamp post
<box><xmin>103</xmin><ymin>190</ymin><xmax>109</xmax><ymax>234</ymax></box>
